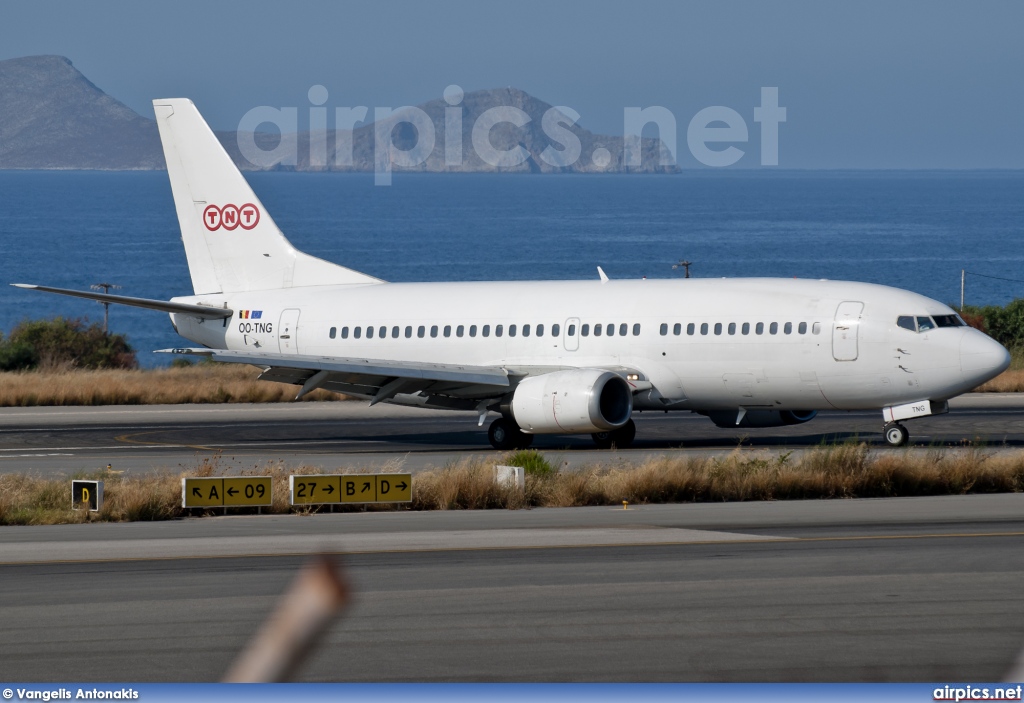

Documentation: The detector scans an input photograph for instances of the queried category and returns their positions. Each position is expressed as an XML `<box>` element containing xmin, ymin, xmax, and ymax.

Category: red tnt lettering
<box><xmin>221</xmin><ymin>204</ymin><xmax>240</xmax><ymax>231</ymax></box>
<box><xmin>203</xmin><ymin>205</ymin><xmax>222</xmax><ymax>231</ymax></box>
<box><xmin>239</xmin><ymin>204</ymin><xmax>260</xmax><ymax>230</ymax></box>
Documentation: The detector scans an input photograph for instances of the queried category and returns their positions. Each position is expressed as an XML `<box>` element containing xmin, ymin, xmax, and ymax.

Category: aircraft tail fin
<box><xmin>152</xmin><ymin>99</ymin><xmax>382</xmax><ymax>295</ymax></box>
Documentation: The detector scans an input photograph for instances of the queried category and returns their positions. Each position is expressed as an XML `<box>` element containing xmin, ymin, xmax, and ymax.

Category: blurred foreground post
<box><xmin>223</xmin><ymin>555</ymin><xmax>351</xmax><ymax>682</ymax></box>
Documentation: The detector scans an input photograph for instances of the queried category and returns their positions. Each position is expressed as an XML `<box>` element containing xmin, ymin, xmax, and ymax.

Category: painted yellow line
<box><xmin>114</xmin><ymin>430</ymin><xmax>217</xmax><ymax>452</ymax></box>
<box><xmin>1</xmin><ymin>530</ymin><xmax>1023</xmax><ymax>567</ymax></box>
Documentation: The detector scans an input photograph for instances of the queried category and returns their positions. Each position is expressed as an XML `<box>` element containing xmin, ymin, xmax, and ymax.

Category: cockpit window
<box><xmin>933</xmin><ymin>314</ymin><xmax>965</xmax><ymax>328</ymax></box>
<box><xmin>916</xmin><ymin>316</ymin><xmax>935</xmax><ymax>332</ymax></box>
<box><xmin>897</xmin><ymin>316</ymin><xmax>916</xmax><ymax>331</ymax></box>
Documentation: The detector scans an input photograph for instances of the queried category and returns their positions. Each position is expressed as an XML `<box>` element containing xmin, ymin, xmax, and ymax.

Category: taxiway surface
<box><xmin>0</xmin><ymin>394</ymin><xmax>1022</xmax><ymax>475</ymax></box>
<box><xmin>1</xmin><ymin>495</ymin><xmax>1023</xmax><ymax>682</ymax></box>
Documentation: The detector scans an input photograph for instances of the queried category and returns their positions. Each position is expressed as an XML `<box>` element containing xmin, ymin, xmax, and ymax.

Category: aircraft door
<box><xmin>279</xmin><ymin>308</ymin><xmax>301</xmax><ymax>353</ymax></box>
<box><xmin>832</xmin><ymin>301</ymin><xmax>863</xmax><ymax>361</ymax></box>
<box><xmin>563</xmin><ymin>317</ymin><xmax>580</xmax><ymax>351</ymax></box>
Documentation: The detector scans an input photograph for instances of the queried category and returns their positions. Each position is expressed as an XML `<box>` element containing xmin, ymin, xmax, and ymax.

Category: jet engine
<box><xmin>704</xmin><ymin>409</ymin><xmax>818</xmax><ymax>429</ymax></box>
<box><xmin>510</xmin><ymin>369</ymin><xmax>633</xmax><ymax>434</ymax></box>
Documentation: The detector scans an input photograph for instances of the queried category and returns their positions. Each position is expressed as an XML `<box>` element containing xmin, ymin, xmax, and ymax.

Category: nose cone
<box><xmin>960</xmin><ymin>330</ymin><xmax>1011</xmax><ymax>383</ymax></box>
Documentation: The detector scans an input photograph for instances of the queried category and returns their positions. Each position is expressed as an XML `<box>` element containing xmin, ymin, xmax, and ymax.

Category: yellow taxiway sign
<box><xmin>290</xmin><ymin>474</ymin><xmax>412</xmax><ymax>505</ymax></box>
<box><xmin>182</xmin><ymin>477</ymin><xmax>272</xmax><ymax>508</ymax></box>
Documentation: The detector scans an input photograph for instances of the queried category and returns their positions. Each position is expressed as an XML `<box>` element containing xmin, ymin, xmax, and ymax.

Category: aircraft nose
<box><xmin>960</xmin><ymin>330</ymin><xmax>1011</xmax><ymax>381</ymax></box>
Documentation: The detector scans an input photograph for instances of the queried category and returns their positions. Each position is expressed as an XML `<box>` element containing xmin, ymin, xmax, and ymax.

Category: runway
<box><xmin>1</xmin><ymin>494</ymin><xmax>1023</xmax><ymax>682</ymax></box>
<box><xmin>0</xmin><ymin>393</ymin><xmax>1022</xmax><ymax>475</ymax></box>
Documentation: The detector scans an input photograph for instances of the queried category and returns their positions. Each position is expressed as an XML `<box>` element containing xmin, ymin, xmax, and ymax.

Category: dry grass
<box><xmin>975</xmin><ymin>369</ymin><xmax>1024</xmax><ymax>392</ymax></box>
<box><xmin>4</xmin><ymin>446</ymin><xmax>1023</xmax><ymax>526</ymax></box>
<box><xmin>0</xmin><ymin>364</ymin><xmax>346</xmax><ymax>406</ymax></box>
<box><xmin>974</xmin><ymin>349</ymin><xmax>1024</xmax><ymax>392</ymax></box>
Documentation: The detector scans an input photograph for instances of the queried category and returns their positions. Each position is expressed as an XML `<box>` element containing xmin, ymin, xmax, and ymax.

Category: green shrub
<box><xmin>963</xmin><ymin>299</ymin><xmax>1024</xmax><ymax>351</ymax></box>
<box><xmin>0</xmin><ymin>318</ymin><xmax>137</xmax><ymax>371</ymax></box>
<box><xmin>506</xmin><ymin>449</ymin><xmax>555</xmax><ymax>476</ymax></box>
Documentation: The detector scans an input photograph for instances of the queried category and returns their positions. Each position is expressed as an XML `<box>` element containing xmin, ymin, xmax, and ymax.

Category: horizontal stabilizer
<box><xmin>158</xmin><ymin>348</ymin><xmax>510</xmax><ymax>387</ymax></box>
<box><xmin>12</xmin><ymin>284</ymin><xmax>233</xmax><ymax>320</ymax></box>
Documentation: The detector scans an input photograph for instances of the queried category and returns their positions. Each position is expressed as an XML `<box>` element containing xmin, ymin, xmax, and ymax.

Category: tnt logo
<box><xmin>203</xmin><ymin>203</ymin><xmax>260</xmax><ymax>231</ymax></box>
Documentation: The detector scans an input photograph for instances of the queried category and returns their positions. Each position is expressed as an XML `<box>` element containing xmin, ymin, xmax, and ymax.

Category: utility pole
<box><xmin>90</xmin><ymin>282</ymin><xmax>122</xmax><ymax>333</ymax></box>
<box><xmin>672</xmin><ymin>259</ymin><xmax>692</xmax><ymax>278</ymax></box>
<box><xmin>960</xmin><ymin>269</ymin><xmax>965</xmax><ymax>311</ymax></box>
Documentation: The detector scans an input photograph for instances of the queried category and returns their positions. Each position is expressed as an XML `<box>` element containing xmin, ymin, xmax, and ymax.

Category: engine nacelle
<box><xmin>510</xmin><ymin>369</ymin><xmax>633</xmax><ymax>434</ymax></box>
<box><xmin>704</xmin><ymin>409</ymin><xmax>818</xmax><ymax>429</ymax></box>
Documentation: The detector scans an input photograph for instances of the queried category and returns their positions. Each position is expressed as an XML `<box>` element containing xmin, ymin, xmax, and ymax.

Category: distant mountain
<box><xmin>0</xmin><ymin>55</ymin><xmax>676</xmax><ymax>173</ymax></box>
<box><xmin>0</xmin><ymin>55</ymin><xmax>162</xmax><ymax>169</ymax></box>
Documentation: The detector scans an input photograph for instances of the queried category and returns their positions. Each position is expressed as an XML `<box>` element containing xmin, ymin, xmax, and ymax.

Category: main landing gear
<box><xmin>488</xmin><ymin>417</ymin><xmax>534</xmax><ymax>450</ymax></box>
<box><xmin>883</xmin><ymin>421</ymin><xmax>910</xmax><ymax>447</ymax></box>
<box><xmin>591</xmin><ymin>419</ymin><xmax>636</xmax><ymax>449</ymax></box>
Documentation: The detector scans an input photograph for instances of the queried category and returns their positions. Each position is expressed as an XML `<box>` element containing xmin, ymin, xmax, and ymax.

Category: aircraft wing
<box><xmin>158</xmin><ymin>347</ymin><xmax>510</xmax><ymax>405</ymax></box>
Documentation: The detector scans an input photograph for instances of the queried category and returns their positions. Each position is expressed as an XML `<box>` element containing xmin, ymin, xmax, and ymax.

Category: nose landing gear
<box><xmin>883</xmin><ymin>421</ymin><xmax>909</xmax><ymax>447</ymax></box>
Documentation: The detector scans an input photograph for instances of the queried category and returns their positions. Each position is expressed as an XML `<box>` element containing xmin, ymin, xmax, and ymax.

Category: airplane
<box><xmin>14</xmin><ymin>99</ymin><xmax>1011</xmax><ymax>450</ymax></box>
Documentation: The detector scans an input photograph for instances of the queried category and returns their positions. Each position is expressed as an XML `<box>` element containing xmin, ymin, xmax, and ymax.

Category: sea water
<box><xmin>0</xmin><ymin>170</ymin><xmax>1021</xmax><ymax>366</ymax></box>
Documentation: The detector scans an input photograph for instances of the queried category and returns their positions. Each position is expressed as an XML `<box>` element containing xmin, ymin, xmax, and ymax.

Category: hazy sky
<box><xmin>3</xmin><ymin>0</ymin><xmax>1023</xmax><ymax>168</ymax></box>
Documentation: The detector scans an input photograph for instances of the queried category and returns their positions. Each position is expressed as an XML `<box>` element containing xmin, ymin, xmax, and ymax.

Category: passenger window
<box><xmin>798</xmin><ymin>322</ymin><xmax>807</xmax><ymax>334</ymax></box>
<box><xmin>897</xmin><ymin>316</ymin><xmax>915</xmax><ymax>332</ymax></box>
<box><xmin>674</xmin><ymin>323</ymin><xmax>682</xmax><ymax>335</ymax></box>
<box><xmin>497</xmin><ymin>324</ymin><xmax>504</xmax><ymax>337</ymax></box>
<box><xmin>470</xmin><ymin>325</ymin><xmax>477</xmax><ymax>337</ymax></box>
<box><xmin>417</xmin><ymin>325</ymin><xmax>425</xmax><ymax>338</ymax></box>
<box><xmin>741</xmin><ymin>322</ymin><xmax>750</xmax><ymax>335</ymax></box>
<box><xmin>606</xmin><ymin>324</ymin><xmax>614</xmax><ymax>337</ymax></box>
<box><xmin>392</xmin><ymin>326</ymin><xmax>400</xmax><ymax>338</ymax></box>
<box><xmin>770</xmin><ymin>322</ymin><xmax>778</xmax><ymax>335</ymax></box>
<box><xmin>537</xmin><ymin>324</ymin><xmax>544</xmax><ymax>337</ymax></box>
<box><xmin>522</xmin><ymin>324</ymin><xmax>530</xmax><ymax>337</ymax></box>
<box><xmin>483</xmin><ymin>324</ymin><xmax>491</xmax><ymax>337</ymax></box>
<box><xmin>755</xmin><ymin>322</ymin><xmax>764</xmax><ymax>335</ymax></box>
<box><xmin>687</xmin><ymin>323</ymin><xmax>695</xmax><ymax>335</ymax></box>
<box><xmin>565</xmin><ymin>324</ymin><xmax>573</xmax><ymax>336</ymax></box>
<box><xmin>917</xmin><ymin>316</ymin><xmax>935</xmax><ymax>332</ymax></box>
<box><xmin>379</xmin><ymin>326</ymin><xmax>386</xmax><ymax>338</ymax></box>
<box><xmin>714</xmin><ymin>323</ymin><xmax>722</xmax><ymax>335</ymax></box>
<box><xmin>405</xmin><ymin>326</ymin><xmax>412</xmax><ymax>338</ymax></box>
<box><xmin>581</xmin><ymin>324</ymin><xmax>590</xmax><ymax>337</ymax></box>
<box><xmin>728</xmin><ymin>323</ymin><xmax>736</xmax><ymax>335</ymax></box>
<box><xmin>700</xmin><ymin>323</ymin><xmax>708</xmax><ymax>335</ymax></box>
<box><xmin>366</xmin><ymin>326</ymin><xmax>374</xmax><ymax>339</ymax></box>
<box><xmin>444</xmin><ymin>325</ymin><xmax>452</xmax><ymax>337</ymax></box>
<box><xmin>456</xmin><ymin>325</ymin><xmax>465</xmax><ymax>337</ymax></box>
<box><xmin>354</xmin><ymin>326</ymin><xmax>362</xmax><ymax>339</ymax></box>
<box><xmin>329</xmin><ymin>327</ymin><xmax>337</xmax><ymax>339</ymax></box>
<box><xmin>660</xmin><ymin>323</ymin><xmax>668</xmax><ymax>336</ymax></box>
<box><xmin>632</xmin><ymin>323</ymin><xmax>640</xmax><ymax>336</ymax></box>
<box><xmin>552</xmin><ymin>323</ymin><xmax>560</xmax><ymax>336</ymax></box>
<box><xmin>620</xmin><ymin>323</ymin><xmax>628</xmax><ymax>336</ymax></box>
<box><xmin>812</xmin><ymin>322</ymin><xmax>821</xmax><ymax>335</ymax></box>
<box><xmin>594</xmin><ymin>323</ymin><xmax>602</xmax><ymax>337</ymax></box>
<box><xmin>784</xmin><ymin>322</ymin><xmax>792</xmax><ymax>335</ymax></box>
<box><xmin>430</xmin><ymin>325</ymin><xmax>438</xmax><ymax>338</ymax></box>
<box><xmin>341</xmin><ymin>327</ymin><xmax>349</xmax><ymax>339</ymax></box>
<box><xmin>509</xmin><ymin>324</ymin><xmax>517</xmax><ymax>337</ymax></box>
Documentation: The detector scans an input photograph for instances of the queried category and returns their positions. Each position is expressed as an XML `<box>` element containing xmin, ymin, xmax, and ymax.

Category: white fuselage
<box><xmin>171</xmin><ymin>277</ymin><xmax>1010</xmax><ymax>413</ymax></box>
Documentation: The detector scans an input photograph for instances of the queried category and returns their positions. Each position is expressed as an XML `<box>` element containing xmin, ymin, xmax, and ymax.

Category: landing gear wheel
<box><xmin>591</xmin><ymin>430</ymin><xmax>613</xmax><ymax>449</ymax></box>
<box><xmin>488</xmin><ymin>418</ymin><xmax>532</xmax><ymax>450</ymax></box>
<box><xmin>591</xmin><ymin>419</ymin><xmax>636</xmax><ymax>450</ymax></box>
<box><xmin>883</xmin><ymin>422</ymin><xmax>909</xmax><ymax>447</ymax></box>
